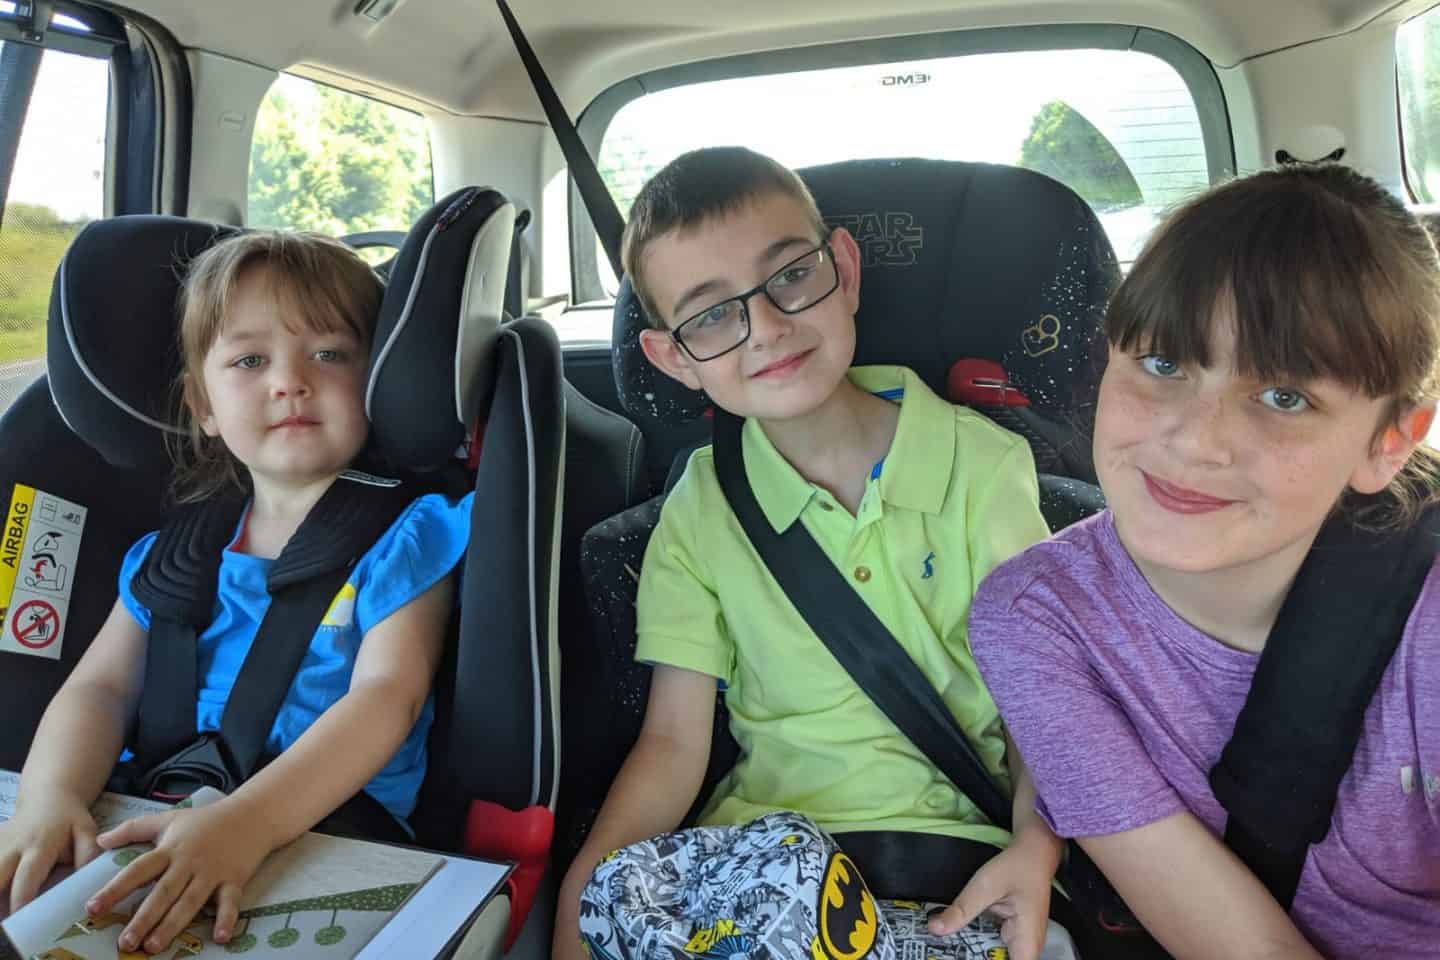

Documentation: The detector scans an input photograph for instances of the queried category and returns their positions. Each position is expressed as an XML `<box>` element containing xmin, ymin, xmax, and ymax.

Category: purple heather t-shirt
<box><xmin>970</xmin><ymin>511</ymin><xmax>1440</xmax><ymax>958</ymax></box>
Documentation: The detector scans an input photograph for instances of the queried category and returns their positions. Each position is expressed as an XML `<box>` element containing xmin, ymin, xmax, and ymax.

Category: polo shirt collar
<box><xmin>855</xmin><ymin>365</ymin><xmax>956</xmax><ymax>515</ymax></box>
<box><xmin>742</xmin><ymin>365</ymin><xmax>957</xmax><ymax>532</ymax></box>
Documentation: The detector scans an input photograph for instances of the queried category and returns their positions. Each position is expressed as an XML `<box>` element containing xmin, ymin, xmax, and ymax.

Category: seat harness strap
<box><xmin>126</xmin><ymin>469</ymin><xmax>413</xmax><ymax>798</ymax></box>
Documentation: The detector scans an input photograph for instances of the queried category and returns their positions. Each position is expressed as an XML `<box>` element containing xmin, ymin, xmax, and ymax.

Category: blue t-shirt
<box><xmin>118</xmin><ymin>491</ymin><xmax>473</xmax><ymax>821</ymax></box>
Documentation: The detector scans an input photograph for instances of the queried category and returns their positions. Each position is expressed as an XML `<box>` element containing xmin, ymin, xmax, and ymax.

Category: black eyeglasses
<box><xmin>670</xmin><ymin>243</ymin><xmax>839</xmax><ymax>362</ymax></box>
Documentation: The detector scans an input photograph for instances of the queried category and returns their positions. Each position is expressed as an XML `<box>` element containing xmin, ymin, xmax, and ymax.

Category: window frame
<box><xmin>1396</xmin><ymin>5</ymin><xmax>1440</xmax><ymax>205</ymax></box>
<box><xmin>0</xmin><ymin>1</ymin><xmax>169</xmax><ymax>416</ymax></box>
<box><xmin>568</xmin><ymin>23</ymin><xmax>1234</xmax><ymax>305</ymax></box>
<box><xmin>245</xmin><ymin>71</ymin><xmax>436</xmax><ymax>236</ymax></box>
<box><xmin>0</xmin><ymin>1</ymin><xmax>182</xmax><ymax>219</ymax></box>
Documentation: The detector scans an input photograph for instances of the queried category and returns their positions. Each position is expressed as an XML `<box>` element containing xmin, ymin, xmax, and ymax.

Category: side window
<box><xmin>246</xmin><ymin>74</ymin><xmax>433</xmax><ymax>261</ymax></box>
<box><xmin>0</xmin><ymin>45</ymin><xmax>109</xmax><ymax>417</ymax></box>
<box><xmin>1398</xmin><ymin>8</ymin><xmax>1440</xmax><ymax>203</ymax></box>
<box><xmin>590</xmin><ymin>47</ymin><xmax>1215</xmax><ymax>312</ymax></box>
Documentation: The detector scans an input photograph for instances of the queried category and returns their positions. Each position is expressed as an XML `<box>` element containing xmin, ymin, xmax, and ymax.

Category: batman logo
<box><xmin>815</xmin><ymin>851</ymin><xmax>879</xmax><ymax>960</ymax></box>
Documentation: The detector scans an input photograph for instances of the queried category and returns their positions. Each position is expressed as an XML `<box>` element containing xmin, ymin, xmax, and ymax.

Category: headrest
<box><xmin>612</xmin><ymin>158</ymin><xmax>1119</xmax><ymax>429</ymax></box>
<box><xmin>48</xmin><ymin>189</ymin><xmax>515</xmax><ymax>476</ymax></box>
<box><xmin>367</xmin><ymin>186</ymin><xmax>516</xmax><ymax>468</ymax></box>
<box><xmin>47</xmin><ymin>216</ymin><xmax>239</xmax><ymax>473</ymax></box>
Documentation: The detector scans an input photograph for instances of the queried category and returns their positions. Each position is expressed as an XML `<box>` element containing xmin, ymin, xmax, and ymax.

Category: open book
<box><xmin>0</xmin><ymin>772</ymin><xmax>512</xmax><ymax>960</ymax></box>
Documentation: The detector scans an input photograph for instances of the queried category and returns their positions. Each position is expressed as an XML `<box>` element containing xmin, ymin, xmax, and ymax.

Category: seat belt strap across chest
<box><xmin>711</xmin><ymin>408</ymin><xmax>1013</xmax><ymax>831</ymax></box>
<box><xmin>1210</xmin><ymin>502</ymin><xmax>1440</xmax><ymax>908</ymax></box>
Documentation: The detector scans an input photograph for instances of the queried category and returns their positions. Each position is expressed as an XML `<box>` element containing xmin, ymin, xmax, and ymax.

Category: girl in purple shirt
<box><xmin>971</xmin><ymin>164</ymin><xmax>1440</xmax><ymax>959</ymax></box>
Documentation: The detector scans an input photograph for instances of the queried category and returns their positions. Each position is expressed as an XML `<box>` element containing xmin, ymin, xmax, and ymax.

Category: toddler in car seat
<box><xmin>970</xmin><ymin>163</ymin><xmax>1440</xmax><ymax>958</ymax></box>
<box><xmin>554</xmin><ymin>147</ymin><xmax>1075</xmax><ymax>960</ymax></box>
<box><xmin>0</xmin><ymin>231</ymin><xmax>472</xmax><ymax>955</ymax></box>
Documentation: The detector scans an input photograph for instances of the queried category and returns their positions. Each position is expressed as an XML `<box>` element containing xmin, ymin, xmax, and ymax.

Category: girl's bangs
<box><xmin>1108</xmin><ymin>179</ymin><xmax>1422</xmax><ymax>398</ymax></box>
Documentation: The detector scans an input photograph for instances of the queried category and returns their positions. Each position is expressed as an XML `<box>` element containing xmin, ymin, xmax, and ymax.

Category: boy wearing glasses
<box><xmin>554</xmin><ymin>148</ymin><xmax>1069</xmax><ymax>960</ymax></box>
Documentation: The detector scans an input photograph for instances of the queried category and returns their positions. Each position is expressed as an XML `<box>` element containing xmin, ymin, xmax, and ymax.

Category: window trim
<box><xmin>0</xmin><ymin>1</ymin><xmax>125</xmax><ymax>59</ymax></box>
<box><xmin>1396</xmin><ymin>5</ymin><xmax>1440</xmax><ymax>205</ymax></box>
<box><xmin>568</xmin><ymin>23</ymin><xmax>1234</xmax><ymax>305</ymax></box>
<box><xmin>246</xmin><ymin>71</ymin><xmax>435</xmax><ymax>233</ymax></box>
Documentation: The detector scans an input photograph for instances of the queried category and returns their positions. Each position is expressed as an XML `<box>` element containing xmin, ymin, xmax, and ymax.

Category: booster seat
<box><xmin>0</xmin><ymin>186</ymin><xmax>563</xmax><ymax>952</ymax></box>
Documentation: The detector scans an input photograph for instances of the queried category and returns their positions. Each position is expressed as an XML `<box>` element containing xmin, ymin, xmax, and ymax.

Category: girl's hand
<box><xmin>927</xmin><ymin>828</ymin><xmax>1060</xmax><ymax>960</ymax></box>
<box><xmin>89</xmin><ymin>800</ymin><xmax>273</xmax><ymax>954</ymax></box>
<box><xmin>0</xmin><ymin>794</ymin><xmax>101</xmax><ymax>910</ymax></box>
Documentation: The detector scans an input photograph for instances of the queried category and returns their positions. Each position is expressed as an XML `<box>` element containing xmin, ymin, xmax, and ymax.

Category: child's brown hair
<box><xmin>621</xmin><ymin>146</ymin><xmax>828</xmax><ymax>327</ymax></box>
<box><xmin>1107</xmin><ymin>163</ymin><xmax>1440</xmax><ymax>528</ymax></box>
<box><xmin>170</xmin><ymin>230</ymin><xmax>383</xmax><ymax>503</ymax></box>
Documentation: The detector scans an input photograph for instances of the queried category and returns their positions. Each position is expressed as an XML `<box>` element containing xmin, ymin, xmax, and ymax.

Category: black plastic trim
<box><xmin>0</xmin><ymin>1</ymin><xmax>124</xmax><ymax>55</ymax></box>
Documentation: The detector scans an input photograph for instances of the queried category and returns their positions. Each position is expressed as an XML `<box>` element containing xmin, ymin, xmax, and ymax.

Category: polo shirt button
<box><xmin>818</xmin><ymin>500</ymin><xmax>835</xmax><ymax>512</ymax></box>
<box><xmin>926</xmin><ymin>787</ymin><xmax>953</xmax><ymax>809</ymax></box>
<box><xmin>854</xmin><ymin>565</ymin><xmax>871</xmax><ymax>582</ymax></box>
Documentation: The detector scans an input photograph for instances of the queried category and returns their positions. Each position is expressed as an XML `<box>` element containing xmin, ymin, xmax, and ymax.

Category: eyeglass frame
<box><xmin>668</xmin><ymin>241</ymin><xmax>840</xmax><ymax>362</ymax></box>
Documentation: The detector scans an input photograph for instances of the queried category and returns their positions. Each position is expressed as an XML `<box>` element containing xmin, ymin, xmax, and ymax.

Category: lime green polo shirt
<box><xmin>635</xmin><ymin>365</ymin><xmax>1050</xmax><ymax>848</ymax></box>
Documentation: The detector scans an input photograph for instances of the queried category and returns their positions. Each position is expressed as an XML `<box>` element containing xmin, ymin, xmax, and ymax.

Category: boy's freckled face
<box><xmin>638</xmin><ymin>192</ymin><xmax>862</xmax><ymax>422</ymax></box>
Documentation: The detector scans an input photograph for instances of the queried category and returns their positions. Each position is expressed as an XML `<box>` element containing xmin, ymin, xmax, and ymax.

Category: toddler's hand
<box><xmin>0</xmin><ymin>794</ymin><xmax>100</xmax><ymax>911</ymax></box>
<box><xmin>927</xmin><ymin>830</ymin><xmax>1059</xmax><ymax>960</ymax></box>
<box><xmin>90</xmin><ymin>799</ymin><xmax>272</xmax><ymax>955</ymax></box>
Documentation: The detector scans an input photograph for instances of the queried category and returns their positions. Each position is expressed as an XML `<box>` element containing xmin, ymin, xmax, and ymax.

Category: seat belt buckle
<box><xmin>947</xmin><ymin>358</ymin><xmax>1032</xmax><ymax>408</ymax></box>
<box><xmin>462</xmin><ymin>800</ymin><xmax>553</xmax><ymax>950</ymax></box>
<box><xmin>135</xmin><ymin>733</ymin><xmax>240</xmax><ymax>802</ymax></box>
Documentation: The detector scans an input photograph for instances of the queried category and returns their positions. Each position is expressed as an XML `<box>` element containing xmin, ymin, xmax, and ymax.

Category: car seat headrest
<box><xmin>612</xmin><ymin>158</ymin><xmax>1120</xmax><ymax>429</ymax></box>
<box><xmin>367</xmin><ymin>186</ymin><xmax>516</xmax><ymax>468</ymax></box>
<box><xmin>48</xmin><ymin>190</ymin><xmax>515</xmax><ymax>476</ymax></box>
<box><xmin>46</xmin><ymin>216</ymin><xmax>241</xmax><ymax>473</ymax></box>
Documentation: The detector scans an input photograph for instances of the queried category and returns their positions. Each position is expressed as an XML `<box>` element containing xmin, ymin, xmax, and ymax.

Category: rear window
<box><xmin>596</xmin><ymin>47</ymin><xmax>1213</xmax><ymax>296</ymax></box>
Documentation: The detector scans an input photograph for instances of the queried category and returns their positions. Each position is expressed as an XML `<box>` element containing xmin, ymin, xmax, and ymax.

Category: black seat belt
<box><xmin>1210</xmin><ymin>502</ymin><xmax>1440</xmax><ymax>908</ymax></box>
<box><xmin>711</xmin><ymin>409</ymin><xmax>1013</xmax><ymax>830</ymax></box>
<box><xmin>125</xmin><ymin>470</ymin><xmax>414</xmax><ymax>799</ymax></box>
<box><xmin>494</xmin><ymin>0</ymin><xmax>626</xmax><ymax>280</ymax></box>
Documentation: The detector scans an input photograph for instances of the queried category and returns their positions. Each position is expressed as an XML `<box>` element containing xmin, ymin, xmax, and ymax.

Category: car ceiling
<box><xmin>120</xmin><ymin>0</ymin><xmax>1428</xmax><ymax>119</ymax></box>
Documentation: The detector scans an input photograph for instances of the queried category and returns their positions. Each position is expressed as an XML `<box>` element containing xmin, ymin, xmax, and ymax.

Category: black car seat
<box><xmin>560</xmin><ymin>158</ymin><xmax>1119</xmax><ymax>867</ymax></box>
<box><xmin>492</xmin><ymin>204</ymin><xmax>651</xmax><ymax>892</ymax></box>
<box><xmin>0</xmin><ymin>187</ymin><xmax>562</xmax><ymax>952</ymax></box>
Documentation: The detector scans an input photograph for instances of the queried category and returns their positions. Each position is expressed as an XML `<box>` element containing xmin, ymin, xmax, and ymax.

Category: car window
<box><xmin>1398</xmin><ymin>7</ymin><xmax>1440</xmax><ymax>204</ymax></box>
<box><xmin>247</xmin><ymin>74</ymin><xmax>433</xmax><ymax>263</ymax></box>
<box><xmin>593</xmin><ymin>47</ymin><xmax>1212</xmax><ymax>305</ymax></box>
<box><xmin>0</xmin><ymin>46</ymin><xmax>108</xmax><ymax>418</ymax></box>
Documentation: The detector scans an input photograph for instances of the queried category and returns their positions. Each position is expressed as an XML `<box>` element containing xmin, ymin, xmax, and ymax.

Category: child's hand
<box><xmin>927</xmin><ymin>829</ymin><xmax>1060</xmax><ymax>960</ymax></box>
<box><xmin>0</xmin><ymin>795</ymin><xmax>100</xmax><ymax>910</ymax></box>
<box><xmin>89</xmin><ymin>799</ymin><xmax>272</xmax><ymax>955</ymax></box>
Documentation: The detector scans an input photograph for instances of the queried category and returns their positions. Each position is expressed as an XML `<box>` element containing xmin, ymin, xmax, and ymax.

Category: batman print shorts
<box><xmin>576</xmin><ymin>810</ymin><xmax>1079</xmax><ymax>960</ymax></box>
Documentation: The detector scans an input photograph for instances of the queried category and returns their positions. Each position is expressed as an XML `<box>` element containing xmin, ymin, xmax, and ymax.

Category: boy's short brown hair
<box><xmin>622</xmin><ymin>147</ymin><xmax>828</xmax><ymax>328</ymax></box>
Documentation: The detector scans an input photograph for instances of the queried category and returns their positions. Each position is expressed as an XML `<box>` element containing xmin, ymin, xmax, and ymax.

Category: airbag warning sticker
<box><xmin>0</xmin><ymin>484</ymin><xmax>86</xmax><ymax>659</ymax></box>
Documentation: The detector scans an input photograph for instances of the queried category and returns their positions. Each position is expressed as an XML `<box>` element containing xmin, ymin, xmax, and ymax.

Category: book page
<box><xmin>0</xmin><ymin>769</ymin><xmax>175</xmax><ymax>923</ymax></box>
<box><xmin>3</xmin><ymin>787</ymin><xmax>446</xmax><ymax>960</ymax></box>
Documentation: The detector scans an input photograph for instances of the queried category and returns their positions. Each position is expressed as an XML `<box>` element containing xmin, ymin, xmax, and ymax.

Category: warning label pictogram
<box><xmin>11</xmin><ymin>598</ymin><xmax>58</xmax><ymax>649</ymax></box>
<box><xmin>1</xmin><ymin>484</ymin><xmax>85</xmax><ymax>660</ymax></box>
